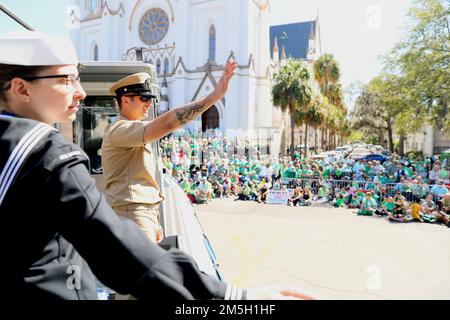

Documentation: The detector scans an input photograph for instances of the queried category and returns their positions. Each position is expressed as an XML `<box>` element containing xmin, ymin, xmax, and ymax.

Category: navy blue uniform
<box><xmin>0</xmin><ymin>115</ymin><xmax>244</xmax><ymax>300</ymax></box>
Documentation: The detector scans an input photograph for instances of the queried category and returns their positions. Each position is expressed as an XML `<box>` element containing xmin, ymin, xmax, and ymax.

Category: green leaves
<box><xmin>352</xmin><ymin>0</ymin><xmax>449</xmax><ymax>149</ymax></box>
<box><xmin>272</xmin><ymin>59</ymin><xmax>312</xmax><ymax>113</ymax></box>
<box><xmin>313</xmin><ymin>53</ymin><xmax>341</xmax><ymax>99</ymax></box>
<box><xmin>384</xmin><ymin>0</ymin><xmax>449</xmax><ymax>132</ymax></box>
<box><xmin>272</xmin><ymin>59</ymin><xmax>313</xmax><ymax>154</ymax></box>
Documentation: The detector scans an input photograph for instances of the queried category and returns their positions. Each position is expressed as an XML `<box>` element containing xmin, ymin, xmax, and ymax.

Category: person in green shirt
<box><xmin>238</xmin><ymin>183</ymin><xmax>251</xmax><ymax>201</ymax></box>
<box><xmin>439</xmin><ymin>168</ymin><xmax>449</xmax><ymax>183</ymax></box>
<box><xmin>405</xmin><ymin>165</ymin><xmax>414</xmax><ymax>178</ymax></box>
<box><xmin>357</xmin><ymin>192</ymin><xmax>378</xmax><ymax>216</ymax></box>
<box><xmin>250</xmin><ymin>183</ymin><xmax>258</xmax><ymax>201</ymax></box>
<box><xmin>379</xmin><ymin>196</ymin><xmax>395</xmax><ymax>215</ymax></box>
<box><xmin>323</xmin><ymin>166</ymin><xmax>331</xmax><ymax>179</ymax></box>
<box><xmin>349</xmin><ymin>189</ymin><xmax>364</xmax><ymax>209</ymax></box>
<box><xmin>380</xmin><ymin>174</ymin><xmax>390</xmax><ymax>185</ymax></box>
<box><xmin>318</xmin><ymin>185</ymin><xmax>328</xmax><ymax>199</ymax></box>
<box><xmin>179</xmin><ymin>177</ymin><xmax>190</xmax><ymax>192</ymax></box>
<box><xmin>335</xmin><ymin>194</ymin><xmax>345</xmax><ymax>208</ymax></box>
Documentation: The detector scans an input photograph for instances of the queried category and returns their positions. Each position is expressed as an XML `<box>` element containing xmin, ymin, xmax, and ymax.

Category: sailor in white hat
<box><xmin>0</xmin><ymin>30</ymin><xmax>83</xmax><ymax>124</ymax></box>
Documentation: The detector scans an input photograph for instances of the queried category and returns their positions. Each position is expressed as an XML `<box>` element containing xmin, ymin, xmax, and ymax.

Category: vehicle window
<box><xmin>74</xmin><ymin>96</ymin><xmax>118</xmax><ymax>174</ymax></box>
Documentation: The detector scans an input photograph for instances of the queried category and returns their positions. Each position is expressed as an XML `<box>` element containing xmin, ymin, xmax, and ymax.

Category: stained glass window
<box><xmin>139</xmin><ymin>8</ymin><xmax>170</xmax><ymax>46</ymax></box>
<box><xmin>157</xmin><ymin>59</ymin><xmax>161</xmax><ymax>74</ymax></box>
<box><xmin>209</xmin><ymin>25</ymin><xmax>216</xmax><ymax>62</ymax></box>
<box><xmin>164</xmin><ymin>58</ymin><xmax>170</xmax><ymax>74</ymax></box>
<box><xmin>93</xmin><ymin>44</ymin><xmax>99</xmax><ymax>61</ymax></box>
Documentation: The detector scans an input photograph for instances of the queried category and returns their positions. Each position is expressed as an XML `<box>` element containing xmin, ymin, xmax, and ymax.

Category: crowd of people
<box><xmin>161</xmin><ymin>135</ymin><xmax>450</xmax><ymax>228</ymax></box>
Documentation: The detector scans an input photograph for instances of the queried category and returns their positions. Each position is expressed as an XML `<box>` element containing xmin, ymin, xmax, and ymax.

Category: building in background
<box><xmin>403</xmin><ymin>125</ymin><xmax>450</xmax><ymax>156</ymax></box>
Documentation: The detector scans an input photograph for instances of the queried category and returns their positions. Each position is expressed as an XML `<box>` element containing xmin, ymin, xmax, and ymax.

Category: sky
<box><xmin>0</xmin><ymin>0</ymin><xmax>415</xmax><ymax>101</ymax></box>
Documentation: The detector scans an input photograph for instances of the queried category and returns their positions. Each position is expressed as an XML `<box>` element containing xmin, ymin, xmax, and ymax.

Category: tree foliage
<box><xmin>272</xmin><ymin>59</ymin><xmax>312</xmax><ymax>155</ymax></box>
<box><xmin>351</xmin><ymin>0</ymin><xmax>449</xmax><ymax>152</ymax></box>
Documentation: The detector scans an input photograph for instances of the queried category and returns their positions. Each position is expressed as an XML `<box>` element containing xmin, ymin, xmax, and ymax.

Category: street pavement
<box><xmin>195</xmin><ymin>198</ymin><xmax>450</xmax><ymax>300</ymax></box>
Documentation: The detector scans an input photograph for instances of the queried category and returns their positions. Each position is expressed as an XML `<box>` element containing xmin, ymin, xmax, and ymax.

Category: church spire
<box><xmin>273</xmin><ymin>36</ymin><xmax>279</xmax><ymax>63</ymax></box>
<box><xmin>281</xmin><ymin>45</ymin><xmax>287</xmax><ymax>60</ymax></box>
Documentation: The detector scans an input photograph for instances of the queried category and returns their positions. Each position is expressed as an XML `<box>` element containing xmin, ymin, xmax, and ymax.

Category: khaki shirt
<box><xmin>101</xmin><ymin>115</ymin><xmax>164</xmax><ymax>208</ymax></box>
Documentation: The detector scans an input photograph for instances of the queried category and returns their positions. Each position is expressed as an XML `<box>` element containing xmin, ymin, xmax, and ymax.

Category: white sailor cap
<box><xmin>0</xmin><ymin>30</ymin><xmax>78</xmax><ymax>66</ymax></box>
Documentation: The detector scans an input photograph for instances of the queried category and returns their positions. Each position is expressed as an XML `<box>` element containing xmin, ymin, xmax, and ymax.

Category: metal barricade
<box><xmin>280</xmin><ymin>177</ymin><xmax>443</xmax><ymax>204</ymax></box>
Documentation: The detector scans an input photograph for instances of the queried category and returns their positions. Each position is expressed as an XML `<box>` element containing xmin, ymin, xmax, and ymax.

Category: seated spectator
<box><xmin>357</xmin><ymin>191</ymin><xmax>377</xmax><ymax>216</ymax></box>
<box><xmin>334</xmin><ymin>194</ymin><xmax>345</xmax><ymax>208</ymax></box>
<box><xmin>237</xmin><ymin>184</ymin><xmax>251</xmax><ymax>201</ymax></box>
<box><xmin>214</xmin><ymin>180</ymin><xmax>224</xmax><ymax>198</ymax></box>
<box><xmin>299</xmin><ymin>187</ymin><xmax>313</xmax><ymax>206</ymax></box>
<box><xmin>388</xmin><ymin>198</ymin><xmax>408</xmax><ymax>222</ymax></box>
<box><xmin>409</xmin><ymin>197</ymin><xmax>424</xmax><ymax>222</ymax></box>
<box><xmin>257</xmin><ymin>178</ymin><xmax>272</xmax><ymax>203</ymax></box>
<box><xmin>288</xmin><ymin>187</ymin><xmax>303</xmax><ymax>207</ymax></box>
<box><xmin>377</xmin><ymin>196</ymin><xmax>395</xmax><ymax>216</ymax></box>
<box><xmin>222</xmin><ymin>176</ymin><xmax>231</xmax><ymax>197</ymax></box>
<box><xmin>430</xmin><ymin>181</ymin><xmax>449</xmax><ymax>202</ymax></box>
<box><xmin>349</xmin><ymin>189</ymin><xmax>364</xmax><ymax>209</ymax></box>
<box><xmin>422</xmin><ymin>194</ymin><xmax>437</xmax><ymax>215</ymax></box>
<box><xmin>428</xmin><ymin>165</ymin><xmax>441</xmax><ymax>185</ymax></box>
<box><xmin>326</xmin><ymin>186</ymin><xmax>336</xmax><ymax>203</ymax></box>
<box><xmin>195</xmin><ymin>177</ymin><xmax>213</xmax><ymax>203</ymax></box>
<box><xmin>442</xmin><ymin>193</ymin><xmax>450</xmax><ymax>214</ymax></box>
<box><xmin>317</xmin><ymin>185</ymin><xmax>328</xmax><ymax>199</ymax></box>
<box><xmin>250</xmin><ymin>183</ymin><xmax>259</xmax><ymax>201</ymax></box>
<box><xmin>439</xmin><ymin>166</ymin><xmax>449</xmax><ymax>184</ymax></box>
<box><xmin>435</xmin><ymin>194</ymin><xmax>450</xmax><ymax>226</ymax></box>
<box><xmin>435</xmin><ymin>210</ymin><xmax>450</xmax><ymax>227</ymax></box>
<box><xmin>179</xmin><ymin>177</ymin><xmax>191</xmax><ymax>194</ymax></box>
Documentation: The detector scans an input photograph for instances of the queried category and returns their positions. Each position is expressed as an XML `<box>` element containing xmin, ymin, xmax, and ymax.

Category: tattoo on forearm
<box><xmin>175</xmin><ymin>103</ymin><xmax>208</xmax><ymax>125</ymax></box>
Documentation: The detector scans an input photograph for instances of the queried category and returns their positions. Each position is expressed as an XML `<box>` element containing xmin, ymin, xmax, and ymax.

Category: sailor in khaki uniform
<box><xmin>101</xmin><ymin>64</ymin><xmax>239</xmax><ymax>243</ymax></box>
<box><xmin>102</xmin><ymin>73</ymin><xmax>164</xmax><ymax>242</ymax></box>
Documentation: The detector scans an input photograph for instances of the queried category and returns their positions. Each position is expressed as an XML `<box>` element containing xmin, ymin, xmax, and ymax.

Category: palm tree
<box><xmin>313</xmin><ymin>54</ymin><xmax>342</xmax><ymax>150</ymax></box>
<box><xmin>272</xmin><ymin>59</ymin><xmax>312</xmax><ymax>155</ymax></box>
<box><xmin>314</xmin><ymin>53</ymin><xmax>340</xmax><ymax>99</ymax></box>
<box><xmin>306</xmin><ymin>94</ymin><xmax>325</xmax><ymax>153</ymax></box>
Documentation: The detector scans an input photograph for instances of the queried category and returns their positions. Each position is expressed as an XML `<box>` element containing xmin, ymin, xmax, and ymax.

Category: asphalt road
<box><xmin>195</xmin><ymin>198</ymin><xmax>450</xmax><ymax>300</ymax></box>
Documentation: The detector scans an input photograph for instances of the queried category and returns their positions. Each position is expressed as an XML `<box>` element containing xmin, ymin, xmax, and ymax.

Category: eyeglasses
<box><xmin>21</xmin><ymin>74</ymin><xmax>81</xmax><ymax>92</ymax></box>
<box><xmin>123</xmin><ymin>95</ymin><xmax>153</xmax><ymax>103</ymax></box>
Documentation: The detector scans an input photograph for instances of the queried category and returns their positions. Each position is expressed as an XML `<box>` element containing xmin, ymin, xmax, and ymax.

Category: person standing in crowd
<box><xmin>0</xmin><ymin>30</ymin><xmax>316</xmax><ymax>301</ymax></box>
<box><xmin>101</xmin><ymin>59</ymin><xmax>237</xmax><ymax>243</ymax></box>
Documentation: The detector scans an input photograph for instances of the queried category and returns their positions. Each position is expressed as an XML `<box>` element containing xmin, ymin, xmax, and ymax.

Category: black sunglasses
<box><xmin>123</xmin><ymin>95</ymin><xmax>153</xmax><ymax>103</ymax></box>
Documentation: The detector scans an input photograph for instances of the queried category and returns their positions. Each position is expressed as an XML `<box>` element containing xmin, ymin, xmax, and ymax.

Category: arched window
<box><xmin>208</xmin><ymin>25</ymin><xmax>216</xmax><ymax>63</ymax></box>
<box><xmin>156</xmin><ymin>59</ymin><xmax>162</xmax><ymax>74</ymax></box>
<box><xmin>164</xmin><ymin>58</ymin><xmax>170</xmax><ymax>74</ymax></box>
<box><xmin>87</xmin><ymin>0</ymin><xmax>99</xmax><ymax>14</ymax></box>
<box><xmin>93</xmin><ymin>44</ymin><xmax>99</xmax><ymax>61</ymax></box>
<box><xmin>202</xmin><ymin>105</ymin><xmax>219</xmax><ymax>132</ymax></box>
